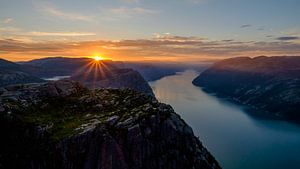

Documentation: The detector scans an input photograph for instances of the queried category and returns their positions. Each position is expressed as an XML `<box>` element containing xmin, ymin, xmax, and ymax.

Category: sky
<box><xmin>0</xmin><ymin>0</ymin><xmax>300</xmax><ymax>62</ymax></box>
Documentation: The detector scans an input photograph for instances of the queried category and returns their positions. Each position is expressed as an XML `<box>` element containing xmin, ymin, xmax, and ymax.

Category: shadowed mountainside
<box><xmin>0</xmin><ymin>59</ymin><xmax>45</xmax><ymax>87</ymax></box>
<box><xmin>19</xmin><ymin>57</ymin><xmax>208</xmax><ymax>81</ymax></box>
<box><xmin>19</xmin><ymin>57</ymin><xmax>119</xmax><ymax>78</ymax></box>
<box><xmin>0</xmin><ymin>58</ymin><xmax>153</xmax><ymax>95</ymax></box>
<box><xmin>193</xmin><ymin>56</ymin><xmax>300</xmax><ymax>121</ymax></box>
<box><xmin>71</xmin><ymin>68</ymin><xmax>154</xmax><ymax>96</ymax></box>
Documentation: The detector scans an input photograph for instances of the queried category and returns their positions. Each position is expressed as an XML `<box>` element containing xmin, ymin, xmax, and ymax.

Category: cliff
<box><xmin>193</xmin><ymin>56</ymin><xmax>300</xmax><ymax>121</ymax></box>
<box><xmin>71</xmin><ymin>68</ymin><xmax>154</xmax><ymax>96</ymax></box>
<box><xmin>0</xmin><ymin>80</ymin><xmax>220</xmax><ymax>169</ymax></box>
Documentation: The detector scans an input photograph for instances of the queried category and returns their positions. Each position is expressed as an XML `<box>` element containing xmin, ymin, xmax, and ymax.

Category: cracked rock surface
<box><xmin>0</xmin><ymin>80</ymin><xmax>221</xmax><ymax>169</ymax></box>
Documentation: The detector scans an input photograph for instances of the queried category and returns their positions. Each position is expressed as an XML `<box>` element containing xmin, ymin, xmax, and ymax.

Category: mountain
<box><xmin>192</xmin><ymin>56</ymin><xmax>300</xmax><ymax>121</ymax></box>
<box><xmin>0</xmin><ymin>80</ymin><xmax>221</xmax><ymax>169</ymax></box>
<box><xmin>0</xmin><ymin>58</ymin><xmax>44</xmax><ymax>87</ymax></box>
<box><xmin>118</xmin><ymin>62</ymin><xmax>190</xmax><ymax>81</ymax></box>
<box><xmin>71</xmin><ymin>68</ymin><xmax>154</xmax><ymax>96</ymax></box>
<box><xmin>1</xmin><ymin>58</ymin><xmax>152</xmax><ymax>95</ymax></box>
<box><xmin>19</xmin><ymin>57</ymin><xmax>119</xmax><ymax>78</ymax></box>
<box><xmin>19</xmin><ymin>57</ymin><xmax>208</xmax><ymax>81</ymax></box>
<box><xmin>0</xmin><ymin>58</ymin><xmax>23</xmax><ymax>71</ymax></box>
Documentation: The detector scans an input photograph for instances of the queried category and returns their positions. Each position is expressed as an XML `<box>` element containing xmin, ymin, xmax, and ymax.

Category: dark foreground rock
<box><xmin>193</xmin><ymin>56</ymin><xmax>300</xmax><ymax>121</ymax></box>
<box><xmin>0</xmin><ymin>80</ymin><xmax>220</xmax><ymax>169</ymax></box>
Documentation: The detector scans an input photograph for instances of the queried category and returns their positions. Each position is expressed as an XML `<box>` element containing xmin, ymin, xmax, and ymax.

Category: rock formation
<box><xmin>0</xmin><ymin>80</ymin><xmax>220</xmax><ymax>169</ymax></box>
<box><xmin>71</xmin><ymin>68</ymin><xmax>154</xmax><ymax>96</ymax></box>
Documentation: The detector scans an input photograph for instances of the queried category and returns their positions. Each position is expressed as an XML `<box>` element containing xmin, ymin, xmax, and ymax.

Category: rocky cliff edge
<box><xmin>0</xmin><ymin>80</ymin><xmax>220</xmax><ymax>169</ymax></box>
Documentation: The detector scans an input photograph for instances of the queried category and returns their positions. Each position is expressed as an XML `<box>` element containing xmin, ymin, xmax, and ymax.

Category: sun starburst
<box><xmin>94</xmin><ymin>56</ymin><xmax>103</xmax><ymax>61</ymax></box>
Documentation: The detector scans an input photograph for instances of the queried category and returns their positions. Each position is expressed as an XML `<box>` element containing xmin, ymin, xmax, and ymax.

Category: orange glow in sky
<box><xmin>1</xmin><ymin>38</ymin><xmax>299</xmax><ymax>63</ymax></box>
<box><xmin>93</xmin><ymin>56</ymin><xmax>104</xmax><ymax>61</ymax></box>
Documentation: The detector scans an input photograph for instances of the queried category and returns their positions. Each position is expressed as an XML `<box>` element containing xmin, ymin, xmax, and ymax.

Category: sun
<box><xmin>93</xmin><ymin>56</ymin><xmax>103</xmax><ymax>61</ymax></box>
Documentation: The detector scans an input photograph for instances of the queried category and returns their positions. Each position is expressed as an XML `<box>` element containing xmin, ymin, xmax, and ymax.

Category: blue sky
<box><xmin>0</xmin><ymin>0</ymin><xmax>300</xmax><ymax>61</ymax></box>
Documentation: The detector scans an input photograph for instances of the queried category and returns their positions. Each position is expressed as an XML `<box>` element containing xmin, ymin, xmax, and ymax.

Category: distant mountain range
<box><xmin>19</xmin><ymin>57</ymin><xmax>120</xmax><ymax>78</ymax></box>
<box><xmin>0</xmin><ymin>56</ymin><xmax>208</xmax><ymax>95</ymax></box>
<box><xmin>18</xmin><ymin>57</ymin><xmax>197</xmax><ymax>81</ymax></box>
<box><xmin>0</xmin><ymin>59</ymin><xmax>45</xmax><ymax>87</ymax></box>
<box><xmin>2</xmin><ymin>57</ymin><xmax>204</xmax><ymax>96</ymax></box>
<box><xmin>0</xmin><ymin>57</ymin><xmax>156</xmax><ymax>95</ymax></box>
<box><xmin>193</xmin><ymin>56</ymin><xmax>300</xmax><ymax>121</ymax></box>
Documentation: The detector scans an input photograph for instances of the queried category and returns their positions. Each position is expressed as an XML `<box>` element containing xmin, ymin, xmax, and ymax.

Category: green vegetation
<box><xmin>4</xmin><ymin>88</ymin><xmax>159</xmax><ymax>142</ymax></box>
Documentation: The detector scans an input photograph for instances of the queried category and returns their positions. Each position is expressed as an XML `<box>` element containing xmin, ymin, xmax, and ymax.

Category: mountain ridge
<box><xmin>0</xmin><ymin>58</ymin><xmax>154</xmax><ymax>95</ymax></box>
<box><xmin>193</xmin><ymin>56</ymin><xmax>300</xmax><ymax>121</ymax></box>
<box><xmin>0</xmin><ymin>58</ymin><xmax>45</xmax><ymax>87</ymax></box>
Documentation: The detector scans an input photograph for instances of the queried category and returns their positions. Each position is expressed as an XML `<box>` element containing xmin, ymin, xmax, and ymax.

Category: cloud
<box><xmin>99</xmin><ymin>6</ymin><xmax>159</xmax><ymax>20</ymax></box>
<box><xmin>257</xmin><ymin>27</ymin><xmax>264</xmax><ymax>31</ymax></box>
<box><xmin>186</xmin><ymin>0</ymin><xmax>207</xmax><ymax>4</ymax></box>
<box><xmin>98</xmin><ymin>6</ymin><xmax>161</xmax><ymax>21</ymax></box>
<box><xmin>0</xmin><ymin>26</ymin><xmax>20</xmax><ymax>32</ymax></box>
<box><xmin>40</xmin><ymin>6</ymin><xmax>93</xmax><ymax>21</ymax></box>
<box><xmin>29</xmin><ymin>31</ymin><xmax>96</xmax><ymax>37</ymax></box>
<box><xmin>276</xmin><ymin>36</ymin><xmax>299</xmax><ymax>41</ymax></box>
<box><xmin>121</xmin><ymin>0</ymin><xmax>139</xmax><ymax>3</ymax></box>
<box><xmin>1</xmin><ymin>35</ymin><xmax>300</xmax><ymax>62</ymax></box>
<box><xmin>3</xmin><ymin>18</ymin><xmax>13</xmax><ymax>24</ymax></box>
<box><xmin>241</xmin><ymin>24</ymin><xmax>252</xmax><ymax>28</ymax></box>
<box><xmin>109</xmin><ymin>7</ymin><xmax>159</xmax><ymax>16</ymax></box>
<box><xmin>222</xmin><ymin>39</ymin><xmax>234</xmax><ymax>42</ymax></box>
<box><xmin>154</xmin><ymin>33</ymin><xmax>205</xmax><ymax>42</ymax></box>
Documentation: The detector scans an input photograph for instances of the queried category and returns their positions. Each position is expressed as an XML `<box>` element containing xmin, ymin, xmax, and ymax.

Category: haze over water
<box><xmin>150</xmin><ymin>70</ymin><xmax>300</xmax><ymax>169</ymax></box>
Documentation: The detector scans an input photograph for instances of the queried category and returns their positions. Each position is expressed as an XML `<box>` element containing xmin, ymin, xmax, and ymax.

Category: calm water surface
<box><xmin>43</xmin><ymin>76</ymin><xmax>70</xmax><ymax>81</ymax></box>
<box><xmin>150</xmin><ymin>70</ymin><xmax>300</xmax><ymax>169</ymax></box>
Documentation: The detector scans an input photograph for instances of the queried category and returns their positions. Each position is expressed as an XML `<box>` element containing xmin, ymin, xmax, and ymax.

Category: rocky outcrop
<box><xmin>193</xmin><ymin>56</ymin><xmax>300</xmax><ymax>121</ymax></box>
<box><xmin>0</xmin><ymin>80</ymin><xmax>220</xmax><ymax>169</ymax></box>
<box><xmin>71</xmin><ymin>68</ymin><xmax>154</xmax><ymax>96</ymax></box>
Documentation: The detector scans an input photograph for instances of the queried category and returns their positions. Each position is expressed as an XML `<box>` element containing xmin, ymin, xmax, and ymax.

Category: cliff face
<box><xmin>0</xmin><ymin>80</ymin><xmax>220</xmax><ymax>169</ymax></box>
<box><xmin>72</xmin><ymin>69</ymin><xmax>154</xmax><ymax>96</ymax></box>
<box><xmin>193</xmin><ymin>56</ymin><xmax>300</xmax><ymax>121</ymax></box>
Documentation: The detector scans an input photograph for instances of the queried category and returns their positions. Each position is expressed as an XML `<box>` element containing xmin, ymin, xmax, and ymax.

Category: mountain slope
<box><xmin>19</xmin><ymin>57</ymin><xmax>198</xmax><ymax>81</ymax></box>
<box><xmin>193</xmin><ymin>56</ymin><xmax>300</xmax><ymax>121</ymax></box>
<box><xmin>19</xmin><ymin>57</ymin><xmax>118</xmax><ymax>78</ymax></box>
<box><xmin>0</xmin><ymin>58</ymin><xmax>44</xmax><ymax>87</ymax></box>
<box><xmin>2</xmin><ymin>58</ymin><xmax>153</xmax><ymax>95</ymax></box>
<box><xmin>0</xmin><ymin>58</ymin><xmax>23</xmax><ymax>71</ymax></box>
<box><xmin>71</xmin><ymin>68</ymin><xmax>154</xmax><ymax>96</ymax></box>
<box><xmin>0</xmin><ymin>80</ymin><xmax>220</xmax><ymax>169</ymax></box>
